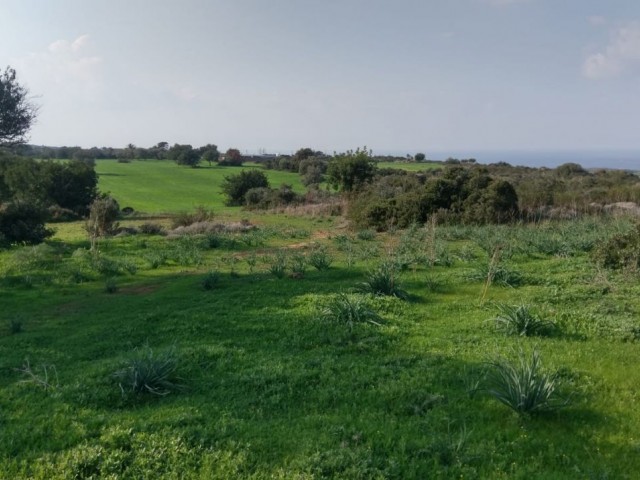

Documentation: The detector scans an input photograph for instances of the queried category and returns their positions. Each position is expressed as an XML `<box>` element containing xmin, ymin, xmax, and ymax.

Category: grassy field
<box><xmin>376</xmin><ymin>161</ymin><xmax>442</xmax><ymax>172</ymax></box>
<box><xmin>1</xmin><ymin>164</ymin><xmax>640</xmax><ymax>478</ymax></box>
<box><xmin>96</xmin><ymin>160</ymin><xmax>305</xmax><ymax>214</ymax></box>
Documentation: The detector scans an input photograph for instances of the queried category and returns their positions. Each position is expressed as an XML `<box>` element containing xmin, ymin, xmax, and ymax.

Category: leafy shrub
<box><xmin>0</xmin><ymin>201</ymin><xmax>53</xmax><ymax>246</ymax></box>
<box><xmin>483</xmin><ymin>349</ymin><xmax>567</xmax><ymax>415</ymax></box>
<box><xmin>85</xmin><ymin>194</ymin><xmax>120</xmax><ymax>246</ymax></box>
<box><xmin>289</xmin><ymin>253</ymin><xmax>306</xmax><ymax>278</ymax></box>
<box><xmin>356</xmin><ymin>229</ymin><xmax>375</xmax><ymax>241</ymax></box>
<box><xmin>357</xmin><ymin>262</ymin><xmax>408</xmax><ymax>299</ymax></box>
<box><xmin>592</xmin><ymin>224</ymin><xmax>640</xmax><ymax>270</ymax></box>
<box><xmin>320</xmin><ymin>293</ymin><xmax>382</xmax><ymax>331</ymax></box>
<box><xmin>104</xmin><ymin>277</ymin><xmax>118</xmax><ymax>294</ymax></box>
<box><xmin>114</xmin><ymin>346</ymin><xmax>182</xmax><ymax>397</ymax></box>
<box><xmin>493</xmin><ymin>304</ymin><xmax>555</xmax><ymax>336</ymax></box>
<box><xmin>468</xmin><ymin>263</ymin><xmax>523</xmax><ymax>287</ymax></box>
<box><xmin>201</xmin><ymin>271</ymin><xmax>220</xmax><ymax>290</ymax></box>
<box><xmin>138</xmin><ymin>223</ymin><xmax>166</xmax><ymax>235</ymax></box>
<box><xmin>171</xmin><ymin>206</ymin><xmax>214</xmax><ymax>228</ymax></box>
<box><xmin>308</xmin><ymin>245</ymin><xmax>332</xmax><ymax>271</ymax></box>
<box><xmin>267</xmin><ymin>251</ymin><xmax>287</xmax><ymax>278</ymax></box>
<box><xmin>221</xmin><ymin>170</ymin><xmax>269</xmax><ymax>206</ymax></box>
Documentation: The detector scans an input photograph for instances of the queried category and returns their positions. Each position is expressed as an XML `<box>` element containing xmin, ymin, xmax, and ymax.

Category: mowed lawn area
<box><xmin>96</xmin><ymin>160</ymin><xmax>305</xmax><ymax>214</ymax></box>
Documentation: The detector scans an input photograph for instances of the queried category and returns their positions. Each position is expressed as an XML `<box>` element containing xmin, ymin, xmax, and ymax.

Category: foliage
<box><xmin>0</xmin><ymin>66</ymin><xmax>38</xmax><ymax>146</ymax></box>
<box><xmin>327</xmin><ymin>147</ymin><xmax>376</xmax><ymax>192</ymax></box>
<box><xmin>220</xmin><ymin>148</ymin><xmax>243</xmax><ymax>166</ymax></box>
<box><xmin>319</xmin><ymin>293</ymin><xmax>382</xmax><ymax>330</ymax></box>
<box><xmin>592</xmin><ymin>224</ymin><xmax>640</xmax><ymax>271</ymax></box>
<box><xmin>114</xmin><ymin>346</ymin><xmax>182</xmax><ymax>396</ymax></box>
<box><xmin>308</xmin><ymin>245</ymin><xmax>332</xmax><ymax>270</ymax></box>
<box><xmin>85</xmin><ymin>195</ymin><xmax>120</xmax><ymax>246</ymax></box>
<box><xmin>201</xmin><ymin>270</ymin><xmax>220</xmax><ymax>290</ymax></box>
<box><xmin>357</xmin><ymin>261</ymin><xmax>408</xmax><ymax>299</ymax></box>
<box><xmin>199</xmin><ymin>144</ymin><xmax>219</xmax><ymax>166</ymax></box>
<box><xmin>0</xmin><ymin>201</ymin><xmax>53</xmax><ymax>246</ymax></box>
<box><xmin>483</xmin><ymin>349</ymin><xmax>567</xmax><ymax>415</ymax></box>
<box><xmin>221</xmin><ymin>169</ymin><xmax>269</xmax><ymax>206</ymax></box>
<box><xmin>494</xmin><ymin>304</ymin><xmax>555</xmax><ymax>336</ymax></box>
<box><xmin>171</xmin><ymin>205</ymin><xmax>215</xmax><ymax>228</ymax></box>
<box><xmin>168</xmin><ymin>144</ymin><xmax>200</xmax><ymax>167</ymax></box>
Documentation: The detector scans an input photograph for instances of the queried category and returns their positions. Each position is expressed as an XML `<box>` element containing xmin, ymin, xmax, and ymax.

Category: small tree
<box><xmin>327</xmin><ymin>147</ymin><xmax>376</xmax><ymax>192</ymax></box>
<box><xmin>221</xmin><ymin>170</ymin><xmax>269</xmax><ymax>206</ymax></box>
<box><xmin>0</xmin><ymin>67</ymin><xmax>38</xmax><ymax>147</ymax></box>
<box><xmin>0</xmin><ymin>201</ymin><xmax>52</xmax><ymax>246</ymax></box>
<box><xmin>86</xmin><ymin>194</ymin><xmax>120</xmax><ymax>250</ymax></box>
<box><xmin>199</xmin><ymin>144</ymin><xmax>219</xmax><ymax>166</ymax></box>
<box><xmin>220</xmin><ymin>148</ymin><xmax>243</xmax><ymax>166</ymax></box>
<box><xmin>415</xmin><ymin>152</ymin><xmax>426</xmax><ymax>162</ymax></box>
<box><xmin>168</xmin><ymin>144</ymin><xmax>200</xmax><ymax>167</ymax></box>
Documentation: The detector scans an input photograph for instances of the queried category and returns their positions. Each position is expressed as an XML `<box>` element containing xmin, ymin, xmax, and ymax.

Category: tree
<box><xmin>326</xmin><ymin>147</ymin><xmax>376</xmax><ymax>192</ymax></box>
<box><xmin>0</xmin><ymin>201</ymin><xmax>52</xmax><ymax>246</ymax></box>
<box><xmin>415</xmin><ymin>152</ymin><xmax>426</xmax><ymax>162</ymax></box>
<box><xmin>0</xmin><ymin>67</ymin><xmax>38</xmax><ymax>146</ymax></box>
<box><xmin>85</xmin><ymin>194</ymin><xmax>120</xmax><ymax>250</ymax></box>
<box><xmin>221</xmin><ymin>170</ymin><xmax>269</xmax><ymax>205</ymax></box>
<box><xmin>199</xmin><ymin>144</ymin><xmax>219</xmax><ymax>166</ymax></box>
<box><xmin>168</xmin><ymin>144</ymin><xmax>200</xmax><ymax>167</ymax></box>
<box><xmin>220</xmin><ymin>148</ymin><xmax>243</xmax><ymax>166</ymax></box>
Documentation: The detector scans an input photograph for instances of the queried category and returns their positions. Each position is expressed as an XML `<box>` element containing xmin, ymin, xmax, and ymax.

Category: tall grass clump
<box><xmin>483</xmin><ymin>349</ymin><xmax>567</xmax><ymax>415</ymax></box>
<box><xmin>267</xmin><ymin>250</ymin><xmax>287</xmax><ymax>278</ymax></box>
<box><xmin>114</xmin><ymin>346</ymin><xmax>182</xmax><ymax>397</ymax></box>
<box><xmin>201</xmin><ymin>271</ymin><xmax>220</xmax><ymax>290</ymax></box>
<box><xmin>320</xmin><ymin>293</ymin><xmax>382</xmax><ymax>331</ymax></box>
<box><xmin>357</xmin><ymin>262</ymin><xmax>408</xmax><ymax>299</ymax></box>
<box><xmin>308</xmin><ymin>245</ymin><xmax>332</xmax><ymax>271</ymax></box>
<box><xmin>494</xmin><ymin>304</ymin><xmax>555</xmax><ymax>337</ymax></box>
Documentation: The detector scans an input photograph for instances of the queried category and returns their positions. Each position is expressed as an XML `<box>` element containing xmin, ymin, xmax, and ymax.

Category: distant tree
<box><xmin>326</xmin><ymin>147</ymin><xmax>376</xmax><ymax>192</ymax></box>
<box><xmin>168</xmin><ymin>144</ymin><xmax>200</xmax><ymax>167</ymax></box>
<box><xmin>220</xmin><ymin>148</ymin><xmax>243</xmax><ymax>166</ymax></box>
<box><xmin>555</xmin><ymin>162</ymin><xmax>587</xmax><ymax>177</ymax></box>
<box><xmin>415</xmin><ymin>152</ymin><xmax>426</xmax><ymax>162</ymax></box>
<box><xmin>199</xmin><ymin>144</ymin><xmax>219</xmax><ymax>166</ymax></box>
<box><xmin>0</xmin><ymin>66</ymin><xmax>38</xmax><ymax>147</ymax></box>
<box><xmin>221</xmin><ymin>169</ymin><xmax>269</xmax><ymax>205</ymax></box>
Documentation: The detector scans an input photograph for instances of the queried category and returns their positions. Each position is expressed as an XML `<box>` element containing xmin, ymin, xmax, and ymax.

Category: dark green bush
<box><xmin>592</xmin><ymin>224</ymin><xmax>640</xmax><ymax>270</ymax></box>
<box><xmin>0</xmin><ymin>201</ymin><xmax>53</xmax><ymax>246</ymax></box>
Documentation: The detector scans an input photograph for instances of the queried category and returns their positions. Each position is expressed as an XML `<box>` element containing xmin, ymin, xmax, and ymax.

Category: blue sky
<box><xmin>2</xmin><ymin>0</ymin><xmax>640</xmax><ymax>156</ymax></box>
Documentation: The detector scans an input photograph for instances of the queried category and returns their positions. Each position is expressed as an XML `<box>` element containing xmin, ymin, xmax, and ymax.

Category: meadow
<box><xmin>0</xmin><ymin>160</ymin><xmax>639</xmax><ymax>478</ymax></box>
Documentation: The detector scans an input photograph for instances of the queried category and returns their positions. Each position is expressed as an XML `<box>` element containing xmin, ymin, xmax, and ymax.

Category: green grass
<box><xmin>2</xmin><ymin>183</ymin><xmax>640</xmax><ymax>477</ymax></box>
<box><xmin>376</xmin><ymin>161</ymin><xmax>442</xmax><ymax>172</ymax></box>
<box><xmin>96</xmin><ymin>160</ymin><xmax>306</xmax><ymax>214</ymax></box>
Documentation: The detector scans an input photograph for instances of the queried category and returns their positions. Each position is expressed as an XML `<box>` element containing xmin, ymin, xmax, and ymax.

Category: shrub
<box><xmin>357</xmin><ymin>262</ymin><xmax>408</xmax><ymax>299</ymax></box>
<box><xmin>483</xmin><ymin>349</ymin><xmax>567</xmax><ymax>415</ymax></box>
<box><xmin>592</xmin><ymin>224</ymin><xmax>640</xmax><ymax>271</ymax></box>
<box><xmin>221</xmin><ymin>170</ymin><xmax>269</xmax><ymax>206</ymax></box>
<box><xmin>201</xmin><ymin>271</ymin><xmax>220</xmax><ymax>290</ymax></box>
<box><xmin>171</xmin><ymin>205</ymin><xmax>215</xmax><ymax>228</ymax></box>
<box><xmin>267</xmin><ymin>251</ymin><xmax>287</xmax><ymax>278</ymax></box>
<box><xmin>114</xmin><ymin>346</ymin><xmax>182</xmax><ymax>396</ymax></box>
<box><xmin>356</xmin><ymin>229</ymin><xmax>375</xmax><ymax>241</ymax></box>
<box><xmin>320</xmin><ymin>293</ymin><xmax>382</xmax><ymax>331</ymax></box>
<box><xmin>104</xmin><ymin>277</ymin><xmax>118</xmax><ymax>294</ymax></box>
<box><xmin>138</xmin><ymin>223</ymin><xmax>166</xmax><ymax>235</ymax></box>
<box><xmin>494</xmin><ymin>304</ymin><xmax>555</xmax><ymax>336</ymax></box>
<box><xmin>289</xmin><ymin>253</ymin><xmax>306</xmax><ymax>278</ymax></box>
<box><xmin>85</xmin><ymin>195</ymin><xmax>120</xmax><ymax>248</ymax></box>
<box><xmin>8</xmin><ymin>318</ymin><xmax>23</xmax><ymax>334</ymax></box>
<box><xmin>0</xmin><ymin>201</ymin><xmax>53</xmax><ymax>246</ymax></box>
<box><xmin>308</xmin><ymin>245</ymin><xmax>332</xmax><ymax>271</ymax></box>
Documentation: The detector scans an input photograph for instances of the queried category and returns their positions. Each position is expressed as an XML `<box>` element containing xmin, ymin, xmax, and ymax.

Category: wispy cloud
<box><xmin>583</xmin><ymin>21</ymin><xmax>640</xmax><ymax>79</ymax></box>
<box><xmin>17</xmin><ymin>34</ymin><xmax>104</xmax><ymax>101</ymax></box>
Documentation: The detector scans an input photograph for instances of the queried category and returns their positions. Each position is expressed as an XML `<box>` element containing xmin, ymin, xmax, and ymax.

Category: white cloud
<box><xmin>583</xmin><ymin>21</ymin><xmax>640</xmax><ymax>79</ymax></box>
<box><xmin>588</xmin><ymin>15</ymin><xmax>607</xmax><ymax>27</ymax></box>
<box><xmin>17</xmin><ymin>34</ymin><xmax>104</xmax><ymax>100</ymax></box>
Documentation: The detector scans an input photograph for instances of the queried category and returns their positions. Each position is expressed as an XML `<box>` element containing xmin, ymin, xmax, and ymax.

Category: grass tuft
<box><xmin>357</xmin><ymin>262</ymin><xmax>408</xmax><ymax>299</ymax></box>
<box><xmin>114</xmin><ymin>346</ymin><xmax>182</xmax><ymax>397</ymax></box>
<box><xmin>320</xmin><ymin>293</ymin><xmax>382</xmax><ymax>330</ymax></box>
<box><xmin>494</xmin><ymin>304</ymin><xmax>555</xmax><ymax>336</ymax></box>
<box><xmin>483</xmin><ymin>348</ymin><xmax>568</xmax><ymax>415</ymax></box>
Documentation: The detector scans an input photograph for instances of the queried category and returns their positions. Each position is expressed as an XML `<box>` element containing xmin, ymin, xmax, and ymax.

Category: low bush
<box><xmin>357</xmin><ymin>262</ymin><xmax>408</xmax><ymax>299</ymax></box>
<box><xmin>483</xmin><ymin>348</ymin><xmax>567</xmax><ymax>415</ymax></box>
<box><xmin>591</xmin><ymin>224</ymin><xmax>640</xmax><ymax>271</ymax></box>
<box><xmin>319</xmin><ymin>293</ymin><xmax>382</xmax><ymax>331</ymax></box>
<box><xmin>171</xmin><ymin>206</ymin><xmax>215</xmax><ymax>228</ymax></box>
<box><xmin>114</xmin><ymin>346</ymin><xmax>182</xmax><ymax>397</ymax></box>
<box><xmin>201</xmin><ymin>271</ymin><xmax>220</xmax><ymax>290</ymax></box>
<box><xmin>494</xmin><ymin>304</ymin><xmax>555</xmax><ymax>336</ymax></box>
<box><xmin>138</xmin><ymin>223</ymin><xmax>166</xmax><ymax>235</ymax></box>
<box><xmin>308</xmin><ymin>245</ymin><xmax>332</xmax><ymax>271</ymax></box>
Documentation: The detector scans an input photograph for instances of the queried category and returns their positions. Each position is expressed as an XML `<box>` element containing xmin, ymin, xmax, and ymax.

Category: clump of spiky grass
<box><xmin>484</xmin><ymin>348</ymin><xmax>567</xmax><ymax>415</ymax></box>
<box><xmin>201</xmin><ymin>271</ymin><xmax>220</xmax><ymax>290</ymax></box>
<box><xmin>308</xmin><ymin>246</ymin><xmax>332</xmax><ymax>271</ymax></box>
<box><xmin>494</xmin><ymin>304</ymin><xmax>555</xmax><ymax>337</ymax></box>
<box><xmin>357</xmin><ymin>262</ymin><xmax>408</xmax><ymax>299</ymax></box>
<box><xmin>114</xmin><ymin>346</ymin><xmax>182</xmax><ymax>396</ymax></box>
<box><xmin>320</xmin><ymin>293</ymin><xmax>382</xmax><ymax>331</ymax></box>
